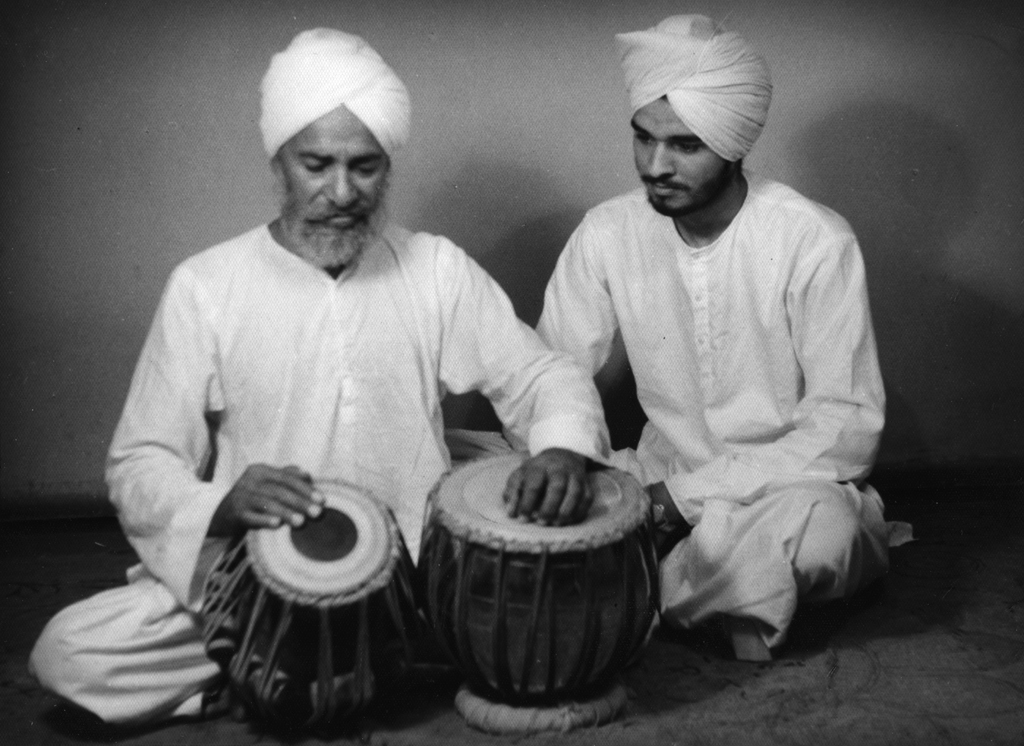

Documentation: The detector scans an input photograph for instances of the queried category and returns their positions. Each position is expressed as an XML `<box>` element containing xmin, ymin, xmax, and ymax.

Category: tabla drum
<box><xmin>200</xmin><ymin>481</ymin><xmax>420</xmax><ymax>730</ymax></box>
<box><xmin>419</xmin><ymin>454</ymin><xmax>658</xmax><ymax>727</ymax></box>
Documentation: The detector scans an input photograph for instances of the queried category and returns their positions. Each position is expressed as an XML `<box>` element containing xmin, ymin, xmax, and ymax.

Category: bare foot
<box><xmin>723</xmin><ymin>616</ymin><xmax>772</xmax><ymax>661</ymax></box>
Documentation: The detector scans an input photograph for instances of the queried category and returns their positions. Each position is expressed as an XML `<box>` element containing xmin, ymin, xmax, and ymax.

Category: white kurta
<box><xmin>30</xmin><ymin>223</ymin><xmax>611</xmax><ymax>722</ymax></box>
<box><xmin>107</xmin><ymin>223</ymin><xmax>610</xmax><ymax>610</ymax></box>
<box><xmin>538</xmin><ymin>174</ymin><xmax>892</xmax><ymax>645</ymax></box>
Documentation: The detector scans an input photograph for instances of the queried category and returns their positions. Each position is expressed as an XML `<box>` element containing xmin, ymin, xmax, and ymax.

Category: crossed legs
<box><xmin>658</xmin><ymin>481</ymin><xmax>890</xmax><ymax>659</ymax></box>
<box><xmin>28</xmin><ymin>567</ymin><xmax>220</xmax><ymax>724</ymax></box>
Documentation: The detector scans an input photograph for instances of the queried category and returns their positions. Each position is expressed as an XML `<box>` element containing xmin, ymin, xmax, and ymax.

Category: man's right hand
<box><xmin>208</xmin><ymin>464</ymin><xmax>325</xmax><ymax>536</ymax></box>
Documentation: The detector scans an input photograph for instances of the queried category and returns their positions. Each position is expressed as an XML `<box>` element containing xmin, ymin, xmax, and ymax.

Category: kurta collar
<box><xmin>257</xmin><ymin>224</ymin><xmax>368</xmax><ymax>285</ymax></box>
<box><xmin>665</xmin><ymin>169</ymin><xmax>756</xmax><ymax>258</ymax></box>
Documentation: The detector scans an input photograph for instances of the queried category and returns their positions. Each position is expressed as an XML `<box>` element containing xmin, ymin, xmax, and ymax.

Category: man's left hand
<box><xmin>503</xmin><ymin>448</ymin><xmax>592</xmax><ymax>526</ymax></box>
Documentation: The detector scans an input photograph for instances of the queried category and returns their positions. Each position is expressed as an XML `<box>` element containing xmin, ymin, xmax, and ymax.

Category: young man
<box><xmin>533</xmin><ymin>15</ymin><xmax>893</xmax><ymax>661</ymax></box>
<box><xmin>29</xmin><ymin>28</ymin><xmax>609</xmax><ymax>724</ymax></box>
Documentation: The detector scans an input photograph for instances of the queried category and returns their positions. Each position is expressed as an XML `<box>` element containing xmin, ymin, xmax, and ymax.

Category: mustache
<box><xmin>641</xmin><ymin>175</ymin><xmax>687</xmax><ymax>188</ymax></box>
<box><xmin>307</xmin><ymin>207</ymin><xmax>373</xmax><ymax>224</ymax></box>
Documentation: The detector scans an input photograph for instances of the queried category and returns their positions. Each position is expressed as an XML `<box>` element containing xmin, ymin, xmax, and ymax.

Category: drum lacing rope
<box><xmin>200</xmin><ymin>539</ymin><xmax>253</xmax><ymax>650</ymax></box>
<box><xmin>229</xmin><ymin>582</ymin><xmax>270</xmax><ymax>714</ymax></box>
<box><xmin>517</xmin><ymin>547</ymin><xmax>549</xmax><ymax>695</ymax></box>
<box><xmin>312</xmin><ymin>607</ymin><xmax>336</xmax><ymax>725</ymax></box>
<box><xmin>254</xmin><ymin>595</ymin><xmax>294</xmax><ymax>720</ymax></box>
<box><xmin>381</xmin><ymin>564</ymin><xmax>417</xmax><ymax>662</ymax></box>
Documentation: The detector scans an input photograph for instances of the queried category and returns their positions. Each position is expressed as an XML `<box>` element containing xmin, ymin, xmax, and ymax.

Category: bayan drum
<box><xmin>200</xmin><ymin>481</ymin><xmax>420</xmax><ymax>730</ymax></box>
<box><xmin>420</xmin><ymin>454</ymin><xmax>658</xmax><ymax>731</ymax></box>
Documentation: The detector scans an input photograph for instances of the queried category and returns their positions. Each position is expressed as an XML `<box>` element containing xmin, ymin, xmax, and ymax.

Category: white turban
<box><xmin>615</xmin><ymin>15</ymin><xmax>772</xmax><ymax>162</ymax></box>
<box><xmin>259</xmin><ymin>28</ymin><xmax>411</xmax><ymax>158</ymax></box>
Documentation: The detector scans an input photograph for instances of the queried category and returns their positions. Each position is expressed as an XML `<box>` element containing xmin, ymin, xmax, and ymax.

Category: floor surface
<box><xmin>2</xmin><ymin>467</ymin><xmax>1022</xmax><ymax>745</ymax></box>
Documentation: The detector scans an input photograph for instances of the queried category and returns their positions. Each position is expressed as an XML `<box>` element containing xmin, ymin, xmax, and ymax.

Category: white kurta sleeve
<box><xmin>536</xmin><ymin>220</ymin><xmax>619</xmax><ymax>377</ymax></box>
<box><xmin>665</xmin><ymin>234</ymin><xmax>885</xmax><ymax>518</ymax></box>
<box><xmin>106</xmin><ymin>265</ymin><xmax>229</xmax><ymax>608</ymax></box>
<box><xmin>432</xmin><ymin>238</ymin><xmax>610</xmax><ymax>462</ymax></box>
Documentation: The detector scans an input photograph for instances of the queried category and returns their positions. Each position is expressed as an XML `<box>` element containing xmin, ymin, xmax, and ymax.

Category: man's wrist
<box><xmin>648</xmin><ymin>481</ymin><xmax>685</xmax><ymax>526</ymax></box>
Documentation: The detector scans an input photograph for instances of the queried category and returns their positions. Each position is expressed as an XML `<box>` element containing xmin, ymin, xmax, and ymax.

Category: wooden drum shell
<box><xmin>420</xmin><ymin>455</ymin><xmax>658</xmax><ymax>704</ymax></box>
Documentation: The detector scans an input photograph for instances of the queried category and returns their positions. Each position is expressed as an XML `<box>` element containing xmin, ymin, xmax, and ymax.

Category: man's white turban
<box><xmin>260</xmin><ymin>28</ymin><xmax>411</xmax><ymax>158</ymax></box>
<box><xmin>615</xmin><ymin>15</ymin><xmax>772</xmax><ymax>162</ymax></box>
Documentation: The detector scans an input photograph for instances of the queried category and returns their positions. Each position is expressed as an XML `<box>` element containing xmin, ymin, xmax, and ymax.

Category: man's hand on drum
<box><xmin>503</xmin><ymin>448</ymin><xmax>592</xmax><ymax>526</ymax></box>
<box><xmin>209</xmin><ymin>464</ymin><xmax>326</xmax><ymax>536</ymax></box>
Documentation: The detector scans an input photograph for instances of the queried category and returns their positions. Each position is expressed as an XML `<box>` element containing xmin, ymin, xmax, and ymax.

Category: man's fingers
<box><xmin>554</xmin><ymin>473</ymin><xmax>588</xmax><ymax>525</ymax></box>
<box><xmin>281</xmin><ymin>465</ymin><xmax>320</xmax><ymax>504</ymax></box>
<box><xmin>239</xmin><ymin>509</ymin><xmax>283</xmax><ymax>529</ymax></box>
<box><xmin>282</xmin><ymin>464</ymin><xmax>313</xmax><ymax>482</ymax></box>
<box><xmin>251</xmin><ymin>489</ymin><xmax>310</xmax><ymax>526</ymax></box>
<box><xmin>268</xmin><ymin>466</ymin><xmax>318</xmax><ymax>498</ymax></box>
<box><xmin>515</xmin><ymin>466</ymin><xmax>550</xmax><ymax>521</ymax></box>
<box><xmin>503</xmin><ymin>450</ymin><xmax>591</xmax><ymax>525</ymax></box>
<box><xmin>262</xmin><ymin>467</ymin><xmax>323</xmax><ymax>520</ymax></box>
<box><xmin>503</xmin><ymin>467</ymin><xmax>525</xmax><ymax>516</ymax></box>
<box><xmin>575</xmin><ymin>480</ymin><xmax>595</xmax><ymax>524</ymax></box>
<box><xmin>535</xmin><ymin>472</ymin><xmax>570</xmax><ymax>525</ymax></box>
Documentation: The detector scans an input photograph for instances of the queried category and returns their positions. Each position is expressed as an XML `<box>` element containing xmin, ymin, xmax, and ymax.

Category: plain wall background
<box><xmin>2</xmin><ymin>0</ymin><xmax>1022</xmax><ymax>508</ymax></box>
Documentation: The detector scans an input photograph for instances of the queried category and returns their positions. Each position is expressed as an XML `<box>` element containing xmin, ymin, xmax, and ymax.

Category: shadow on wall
<box><xmin>420</xmin><ymin>158</ymin><xmax>588</xmax><ymax>432</ymax></box>
<box><xmin>796</xmin><ymin>98</ymin><xmax>1024</xmax><ymax>466</ymax></box>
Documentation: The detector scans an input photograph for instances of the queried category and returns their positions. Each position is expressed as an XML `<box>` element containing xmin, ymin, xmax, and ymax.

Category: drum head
<box><xmin>248</xmin><ymin>480</ymin><xmax>398</xmax><ymax>607</ymax></box>
<box><xmin>432</xmin><ymin>454</ymin><xmax>648</xmax><ymax>552</ymax></box>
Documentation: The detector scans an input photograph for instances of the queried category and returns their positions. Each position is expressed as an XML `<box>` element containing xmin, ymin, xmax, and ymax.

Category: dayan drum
<box><xmin>200</xmin><ymin>481</ymin><xmax>420</xmax><ymax>730</ymax></box>
<box><xmin>420</xmin><ymin>454</ymin><xmax>658</xmax><ymax>710</ymax></box>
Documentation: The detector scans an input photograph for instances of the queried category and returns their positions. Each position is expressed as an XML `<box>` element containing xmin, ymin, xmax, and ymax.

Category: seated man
<box><xmin>29</xmin><ymin>28</ymin><xmax>609</xmax><ymax>725</ymax></box>
<box><xmin>533</xmin><ymin>15</ymin><xmax>892</xmax><ymax>660</ymax></box>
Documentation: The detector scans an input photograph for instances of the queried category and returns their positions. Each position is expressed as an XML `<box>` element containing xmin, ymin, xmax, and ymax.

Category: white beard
<box><xmin>299</xmin><ymin>207</ymin><xmax>384</xmax><ymax>270</ymax></box>
<box><xmin>276</xmin><ymin>186</ymin><xmax>390</xmax><ymax>273</ymax></box>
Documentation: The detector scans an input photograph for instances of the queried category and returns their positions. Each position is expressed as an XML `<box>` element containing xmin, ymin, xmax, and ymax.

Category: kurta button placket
<box><xmin>679</xmin><ymin>248</ymin><xmax>715</xmax><ymax>394</ymax></box>
<box><xmin>327</xmin><ymin>278</ymin><xmax>356</xmax><ymax>420</ymax></box>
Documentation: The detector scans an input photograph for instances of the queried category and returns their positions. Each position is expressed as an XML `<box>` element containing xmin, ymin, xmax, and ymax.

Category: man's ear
<box><xmin>269</xmin><ymin>154</ymin><xmax>287</xmax><ymax>201</ymax></box>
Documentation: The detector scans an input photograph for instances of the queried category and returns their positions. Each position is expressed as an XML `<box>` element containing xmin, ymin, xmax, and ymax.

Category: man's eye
<box><xmin>673</xmin><ymin>142</ymin><xmax>701</xmax><ymax>154</ymax></box>
<box><xmin>633</xmin><ymin>132</ymin><xmax>653</xmax><ymax>145</ymax></box>
<box><xmin>353</xmin><ymin>160</ymin><xmax>383</xmax><ymax>176</ymax></box>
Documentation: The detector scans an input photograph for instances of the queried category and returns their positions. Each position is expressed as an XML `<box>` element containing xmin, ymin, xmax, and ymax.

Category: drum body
<box><xmin>420</xmin><ymin>454</ymin><xmax>658</xmax><ymax>704</ymax></box>
<box><xmin>201</xmin><ymin>481</ymin><xmax>420</xmax><ymax>729</ymax></box>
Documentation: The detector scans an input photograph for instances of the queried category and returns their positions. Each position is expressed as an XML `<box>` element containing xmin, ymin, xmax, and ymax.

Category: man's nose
<box><xmin>645</xmin><ymin>143</ymin><xmax>673</xmax><ymax>179</ymax></box>
<box><xmin>327</xmin><ymin>170</ymin><xmax>356</xmax><ymax>205</ymax></box>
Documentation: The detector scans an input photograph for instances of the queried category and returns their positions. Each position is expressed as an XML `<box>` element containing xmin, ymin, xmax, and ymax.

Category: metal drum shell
<box><xmin>200</xmin><ymin>481</ymin><xmax>421</xmax><ymax>730</ymax></box>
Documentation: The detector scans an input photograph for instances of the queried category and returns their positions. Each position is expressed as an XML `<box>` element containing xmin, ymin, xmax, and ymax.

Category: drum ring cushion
<box><xmin>454</xmin><ymin>681</ymin><xmax>629</xmax><ymax>734</ymax></box>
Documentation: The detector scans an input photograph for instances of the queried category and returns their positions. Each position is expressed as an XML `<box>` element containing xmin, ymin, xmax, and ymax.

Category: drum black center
<box><xmin>290</xmin><ymin>508</ymin><xmax>358</xmax><ymax>562</ymax></box>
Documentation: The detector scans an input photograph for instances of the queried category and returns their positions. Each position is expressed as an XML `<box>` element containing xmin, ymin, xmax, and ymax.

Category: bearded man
<box><xmin>533</xmin><ymin>15</ymin><xmax>898</xmax><ymax>661</ymax></box>
<box><xmin>29</xmin><ymin>28</ymin><xmax>609</xmax><ymax>724</ymax></box>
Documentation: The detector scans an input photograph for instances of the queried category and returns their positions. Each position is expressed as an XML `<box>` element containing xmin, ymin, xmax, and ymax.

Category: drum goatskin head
<box><xmin>433</xmin><ymin>453</ymin><xmax>648</xmax><ymax>551</ymax></box>
<box><xmin>247</xmin><ymin>480</ymin><xmax>397</xmax><ymax>605</ymax></box>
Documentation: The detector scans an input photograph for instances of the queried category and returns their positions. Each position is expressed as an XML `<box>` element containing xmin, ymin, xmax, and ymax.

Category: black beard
<box><xmin>642</xmin><ymin>161</ymin><xmax>740</xmax><ymax>219</ymax></box>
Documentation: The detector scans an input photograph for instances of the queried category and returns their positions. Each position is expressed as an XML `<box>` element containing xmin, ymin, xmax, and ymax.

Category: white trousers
<box><xmin>658</xmin><ymin>481</ymin><xmax>891</xmax><ymax>648</ymax></box>
<box><xmin>29</xmin><ymin>565</ymin><xmax>219</xmax><ymax>724</ymax></box>
<box><xmin>29</xmin><ymin>476</ymin><xmax>892</xmax><ymax>722</ymax></box>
